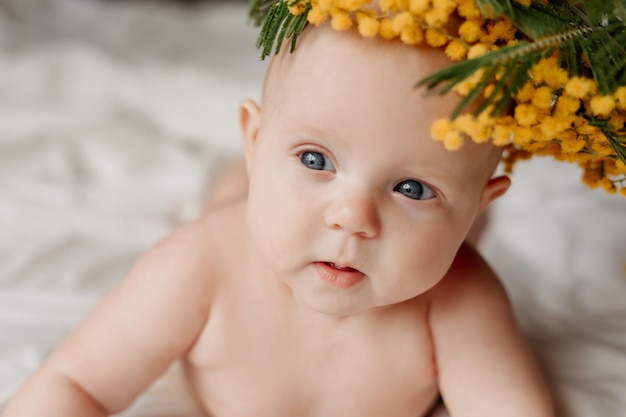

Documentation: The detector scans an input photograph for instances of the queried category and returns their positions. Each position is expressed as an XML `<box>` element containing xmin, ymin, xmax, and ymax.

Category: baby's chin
<box><xmin>288</xmin><ymin>284</ymin><xmax>413</xmax><ymax>318</ymax></box>
<box><xmin>287</xmin><ymin>283</ymin><xmax>376</xmax><ymax>317</ymax></box>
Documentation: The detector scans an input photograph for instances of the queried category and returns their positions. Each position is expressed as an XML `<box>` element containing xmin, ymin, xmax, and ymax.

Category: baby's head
<box><xmin>239</xmin><ymin>23</ymin><xmax>509</xmax><ymax>315</ymax></box>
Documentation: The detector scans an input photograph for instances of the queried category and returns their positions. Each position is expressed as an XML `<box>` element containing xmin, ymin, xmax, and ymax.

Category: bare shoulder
<box><xmin>426</xmin><ymin>241</ymin><xmax>518</xmax><ymax>378</ymax></box>
<box><xmin>426</xmin><ymin>243</ymin><xmax>554</xmax><ymax>416</ymax></box>
<box><xmin>129</xmin><ymin>217</ymin><xmax>221</xmax><ymax>298</ymax></box>
<box><xmin>137</xmin><ymin>199</ymin><xmax>250</xmax><ymax>294</ymax></box>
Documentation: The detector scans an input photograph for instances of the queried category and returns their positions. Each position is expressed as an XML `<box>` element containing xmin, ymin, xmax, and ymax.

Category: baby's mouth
<box><xmin>315</xmin><ymin>262</ymin><xmax>365</xmax><ymax>289</ymax></box>
<box><xmin>324</xmin><ymin>262</ymin><xmax>359</xmax><ymax>272</ymax></box>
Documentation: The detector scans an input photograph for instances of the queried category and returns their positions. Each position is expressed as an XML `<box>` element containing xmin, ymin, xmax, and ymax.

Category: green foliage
<box><xmin>419</xmin><ymin>0</ymin><xmax>626</xmax><ymax>118</ymax></box>
<box><xmin>250</xmin><ymin>0</ymin><xmax>311</xmax><ymax>60</ymax></box>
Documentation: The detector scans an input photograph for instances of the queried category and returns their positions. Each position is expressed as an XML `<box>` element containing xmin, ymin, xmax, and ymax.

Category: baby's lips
<box><xmin>325</xmin><ymin>262</ymin><xmax>359</xmax><ymax>272</ymax></box>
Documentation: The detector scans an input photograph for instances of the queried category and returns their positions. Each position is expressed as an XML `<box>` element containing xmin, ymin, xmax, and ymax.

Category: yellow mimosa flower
<box><xmin>589</xmin><ymin>95</ymin><xmax>616</xmax><ymax>117</ymax></box>
<box><xmin>565</xmin><ymin>77</ymin><xmax>597</xmax><ymax>99</ymax></box>
<box><xmin>401</xmin><ymin>26</ymin><xmax>424</xmax><ymax>44</ymax></box>
<box><xmin>308</xmin><ymin>6</ymin><xmax>330</xmax><ymax>24</ymax></box>
<box><xmin>458</xmin><ymin>20</ymin><xmax>483</xmax><ymax>43</ymax></box>
<box><xmin>457</xmin><ymin>0</ymin><xmax>481</xmax><ymax>18</ymax></box>
<box><xmin>531</xmin><ymin>86</ymin><xmax>554</xmax><ymax>110</ymax></box>
<box><xmin>443</xmin><ymin>131</ymin><xmax>465</xmax><ymax>150</ymax></box>
<box><xmin>445</xmin><ymin>40</ymin><xmax>468</xmax><ymax>61</ymax></box>
<box><xmin>512</xmin><ymin>126</ymin><xmax>533</xmax><ymax>145</ymax></box>
<box><xmin>559</xmin><ymin>131</ymin><xmax>586</xmax><ymax>154</ymax></box>
<box><xmin>514</xmin><ymin>82</ymin><xmax>536</xmax><ymax>102</ymax></box>
<box><xmin>357</xmin><ymin>12</ymin><xmax>380</xmax><ymax>37</ymax></box>
<box><xmin>514</xmin><ymin>104</ymin><xmax>539</xmax><ymax>126</ymax></box>
<box><xmin>392</xmin><ymin>12</ymin><xmax>415</xmax><ymax>34</ymax></box>
<box><xmin>431</xmin><ymin>118</ymin><xmax>454</xmax><ymax>141</ymax></box>
<box><xmin>330</xmin><ymin>8</ymin><xmax>354</xmax><ymax>30</ymax></box>
<box><xmin>379</xmin><ymin>18</ymin><xmax>396</xmax><ymax>39</ymax></box>
<box><xmin>318</xmin><ymin>0</ymin><xmax>334</xmax><ymax>11</ymax></box>
<box><xmin>492</xmin><ymin>124</ymin><xmax>513</xmax><ymax>146</ymax></box>
<box><xmin>409</xmin><ymin>0</ymin><xmax>430</xmax><ymax>14</ymax></box>
<box><xmin>553</xmin><ymin>95</ymin><xmax>580</xmax><ymax>118</ymax></box>
<box><xmin>425</xmin><ymin>28</ymin><xmax>448</xmax><ymax>47</ymax></box>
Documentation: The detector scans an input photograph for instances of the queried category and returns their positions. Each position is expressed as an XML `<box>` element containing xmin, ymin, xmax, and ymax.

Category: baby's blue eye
<box><xmin>300</xmin><ymin>151</ymin><xmax>335</xmax><ymax>171</ymax></box>
<box><xmin>394</xmin><ymin>180</ymin><xmax>435</xmax><ymax>200</ymax></box>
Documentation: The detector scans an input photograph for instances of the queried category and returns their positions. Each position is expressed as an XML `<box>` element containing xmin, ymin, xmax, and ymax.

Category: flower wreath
<box><xmin>249</xmin><ymin>0</ymin><xmax>626</xmax><ymax>196</ymax></box>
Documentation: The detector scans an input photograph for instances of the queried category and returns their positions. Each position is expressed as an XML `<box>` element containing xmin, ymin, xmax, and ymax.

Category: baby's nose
<box><xmin>324</xmin><ymin>194</ymin><xmax>380</xmax><ymax>238</ymax></box>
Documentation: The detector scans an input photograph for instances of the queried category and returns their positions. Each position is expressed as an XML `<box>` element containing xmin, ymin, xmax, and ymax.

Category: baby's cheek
<box><xmin>403</xmin><ymin>241</ymin><xmax>457</xmax><ymax>282</ymax></box>
<box><xmin>247</xmin><ymin>190</ymin><xmax>300</xmax><ymax>260</ymax></box>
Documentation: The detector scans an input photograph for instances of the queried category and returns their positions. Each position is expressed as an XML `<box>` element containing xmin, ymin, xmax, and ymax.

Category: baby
<box><xmin>2</xmin><ymin>22</ymin><xmax>554</xmax><ymax>417</ymax></box>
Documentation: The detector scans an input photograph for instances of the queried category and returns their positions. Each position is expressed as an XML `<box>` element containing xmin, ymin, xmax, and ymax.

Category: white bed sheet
<box><xmin>0</xmin><ymin>1</ymin><xmax>625</xmax><ymax>416</ymax></box>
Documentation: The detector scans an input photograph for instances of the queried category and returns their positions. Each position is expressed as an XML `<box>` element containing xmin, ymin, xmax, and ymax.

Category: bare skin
<box><xmin>2</xmin><ymin>25</ymin><xmax>554</xmax><ymax>417</ymax></box>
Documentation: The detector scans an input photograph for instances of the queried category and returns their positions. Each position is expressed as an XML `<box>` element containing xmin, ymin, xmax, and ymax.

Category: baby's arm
<box><xmin>2</xmin><ymin>220</ymin><xmax>217</xmax><ymax>417</ymax></box>
<box><xmin>428</xmin><ymin>243</ymin><xmax>554</xmax><ymax>417</ymax></box>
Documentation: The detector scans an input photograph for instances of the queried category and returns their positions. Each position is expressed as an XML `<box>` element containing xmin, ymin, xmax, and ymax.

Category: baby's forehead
<box><xmin>262</xmin><ymin>24</ymin><xmax>451</xmax><ymax>102</ymax></box>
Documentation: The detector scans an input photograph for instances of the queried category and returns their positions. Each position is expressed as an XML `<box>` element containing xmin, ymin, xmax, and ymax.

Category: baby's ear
<box><xmin>478</xmin><ymin>175</ymin><xmax>510</xmax><ymax>213</ymax></box>
<box><xmin>239</xmin><ymin>99</ymin><xmax>262</xmax><ymax>172</ymax></box>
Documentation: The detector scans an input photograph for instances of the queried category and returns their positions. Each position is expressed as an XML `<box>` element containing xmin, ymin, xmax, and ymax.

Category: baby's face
<box><xmin>244</xmin><ymin>25</ymin><xmax>504</xmax><ymax>316</ymax></box>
